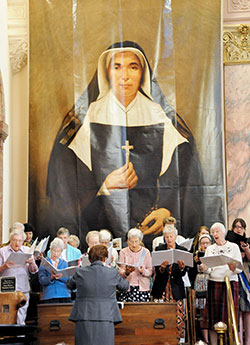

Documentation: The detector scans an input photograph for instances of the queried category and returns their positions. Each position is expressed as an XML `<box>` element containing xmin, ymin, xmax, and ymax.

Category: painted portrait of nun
<box><xmin>46</xmin><ymin>40</ymin><xmax>204</xmax><ymax>250</ymax></box>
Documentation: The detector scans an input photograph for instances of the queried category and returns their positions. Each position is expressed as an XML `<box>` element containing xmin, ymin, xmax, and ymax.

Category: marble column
<box><xmin>224</xmin><ymin>24</ymin><xmax>250</xmax><ymax>233</ymax></box>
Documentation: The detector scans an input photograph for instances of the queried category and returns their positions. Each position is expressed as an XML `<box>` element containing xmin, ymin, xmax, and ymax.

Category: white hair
<box><xmin>50</xmin><ymin>238</ymin><xmax>64</xmax><ymax>251</ymax></box>
<box><xmin>210</xmin><ymin>222</ymin><xmax>227</xmax><ymax>236</ymax></box>
<box><xmin>86</xmin><ymin>231</ymin><xmax>99</xmax><ymax>245</ymax></box>
<box><xmin>10</xmin><ymin>229</ymin><xmax>26</xmax><ymax>241</ymax></box>
<box><xmin>99</xmin><ymin>229</ymin><xmax>112</xmax><ymax>242</ymax></box>
<box><xmin>127</xmin><ymin>228</ymin><xmax>143</xmax><ymax>241</ymax></box>
<box><xmin>9</xmin><ymin>222</ymin><xmax>24</xmax><ymax>233</ymax></box>
<box><xmin>163</xmin><ymin>224</ymin><xmax>178</xmax><ymax>237</ymax></box>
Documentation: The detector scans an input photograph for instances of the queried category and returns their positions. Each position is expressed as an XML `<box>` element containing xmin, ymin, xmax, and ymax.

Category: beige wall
<box><xmin>1</xmin><ymin>0</ymin><xmax>11</xmax><ymax>241</ymax></box>
<box><xmin>1</xmin><ymin>0</ymin><xmax>29</xmax><ymax>241</ymax></box>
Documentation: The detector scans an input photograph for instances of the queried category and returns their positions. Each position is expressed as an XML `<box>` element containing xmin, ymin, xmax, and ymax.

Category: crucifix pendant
<box><xmin>122</xmin><ymin>140</ymin><xmax>134</xmax><ymax>165</ymax></box>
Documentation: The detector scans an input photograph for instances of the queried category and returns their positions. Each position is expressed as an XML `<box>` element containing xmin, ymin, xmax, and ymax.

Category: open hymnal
<box><xmin>117</xmin><ymin>247</ymin><xmax>147</xmax><ymax>268</ymax></box>
<box><xmin>151</xmin><ymin>249</ymin><xmax>194</xmax><ymax>267</ymax></box>
<box><xmin>67</xmin><ymin>258</ymin><xmax>80</xmax><ymax>267</ymax></box>
<box><xmin>178</xmin><ymin>238</ymin><xmax>194</xmax><ymax>251</ymax></box>
<box><xmin>41</xmin><ymin>257</ymin><xmax>78</xmax><ymax>278</ymax></box>
<box><xmin>34</xmin><ymin>236</ymin><xmax>50</xmax><ymax>257</ymax></box>
<box><xmin>200</xmin><ymin>254</ymin><xmax>243</xmax><ymax>269</ymax></box>
<box><xmin>6</xmin><ymin>252</ymin><xmax>33</xmax><ymax>265</ymax></box>
<box><xmin>6</xmin><ymin>238</ymin><xmax>39</xmax><ymax>265</ymax></box>
<box><xmin>117</xmin><ymin>262</ymin><xmax>138</xmax><ymax>268</ymax></box>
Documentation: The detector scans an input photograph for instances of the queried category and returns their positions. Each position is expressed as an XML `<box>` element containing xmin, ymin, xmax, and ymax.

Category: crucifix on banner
<box><xmin>122</xmin><ymin>140</ymin><xmax>134</xmax><ymax>166</ymax></box>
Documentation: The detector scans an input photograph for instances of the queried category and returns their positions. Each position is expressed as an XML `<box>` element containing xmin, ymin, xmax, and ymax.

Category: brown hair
<box><xmin>88</xmin><ymin>245</ymin><xmax>108</xmax><ymax>263</ymax></box>
<box><xmin>199</xmin><ymin>225</ymin><xmax>209</xmax><ymax>234</ymax></box>
<box><xmin>163</xmin><ymin>216</ymin><xmax>177</xmax><ymax>226</ymax></box>
<box><xmin>231</xmin><ymin>218</ymin><xmax>246</xmax><ymax>230</ymax></box>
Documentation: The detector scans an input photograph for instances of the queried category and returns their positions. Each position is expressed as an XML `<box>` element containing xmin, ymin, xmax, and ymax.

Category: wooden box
<box><xmin>37</xmin><ymin>302</ymin><xmax>178</xmax><ymax>345</ymax></box>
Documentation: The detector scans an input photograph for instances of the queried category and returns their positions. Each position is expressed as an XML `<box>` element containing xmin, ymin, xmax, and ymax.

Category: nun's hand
<box><xmin>105</xmin><ymin>162</ymin><xmax>138</xmax><ymax>190</ymax></box>
<box><xmin>140</xmin><ymin>208</ymin><xmax>171</xmax><ymax>235</ymax></box>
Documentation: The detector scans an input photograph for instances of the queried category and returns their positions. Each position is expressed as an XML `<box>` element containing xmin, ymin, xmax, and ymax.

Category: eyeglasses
<box><xmin>200</xmin><ymin>241</ymin><xmax>211</xmax><ymax>245</ymax></box>
<box><xmin>234</xmin><ymin>225</ymin><xmax>244</xmax><ymax>229</ymax></box>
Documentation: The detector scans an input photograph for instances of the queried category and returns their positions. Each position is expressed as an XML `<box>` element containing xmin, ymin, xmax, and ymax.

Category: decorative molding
<box><xmin>223</xmin><ymin>24</ymin><xmax>250</xmax><ymax>63</ymax></box>
<box><xmin>7</xmin><ymin>0</ymin><xmax>28</xmax><ymax>73</ymax></box>
<box><xmin>229</xmin><ymin>0</ymin><xmax>250</xmax><ymax>12</ymax></box>
<box><xmin>9</xmin><ymin>39</ymin><xmax>28</xmax><ymax>73</ymax></box>
<box><xmin>224</xmin><ymin>0</ymin><xmax>250</xmax><ymax>23</ymax></box>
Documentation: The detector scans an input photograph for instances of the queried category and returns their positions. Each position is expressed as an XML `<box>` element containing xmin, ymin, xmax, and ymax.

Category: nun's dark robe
<box><xmin>46</xmin><ymin>40</ymin><xmax>205</xmax><ymax>251</ymax></box>
<box><xmin>46</xmin><ymin>119</ymin><xmax>204</xmax><ymax>250</ymax></box>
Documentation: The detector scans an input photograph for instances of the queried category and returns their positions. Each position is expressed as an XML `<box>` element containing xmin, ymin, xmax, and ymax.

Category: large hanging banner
<box><xmin>29</xmin><ymin>0</ymin><xmax>225</xmax><ymax>250</ymax></box>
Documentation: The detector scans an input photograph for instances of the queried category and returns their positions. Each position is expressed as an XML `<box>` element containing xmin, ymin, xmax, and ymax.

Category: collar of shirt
<box><xmin>8</xmin><ymin>244</ymin><xmax>25</xmax><ymax>253</ymax></box>
<box><xmin>51</xmin><ymin>258</ymin><xmax>59</xmax><ymax>266</ymax></box>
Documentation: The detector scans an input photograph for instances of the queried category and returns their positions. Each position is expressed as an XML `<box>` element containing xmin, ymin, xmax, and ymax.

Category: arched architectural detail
<box><xmin>8</xmin><ymin>0</ymin><xmax>28</xmax><ymax>73</ymax></box>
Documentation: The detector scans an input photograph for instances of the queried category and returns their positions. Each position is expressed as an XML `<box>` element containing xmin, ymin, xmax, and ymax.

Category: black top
<box><xmin>151</xmin><ymin>243</ymin><xmax>187</xmax><ymax>301</ymax></box>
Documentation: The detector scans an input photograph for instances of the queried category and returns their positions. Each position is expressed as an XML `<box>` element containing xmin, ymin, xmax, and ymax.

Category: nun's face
<box><xmin>107</xmin><ymin>51</ymin><xmax>143</xmax><ymax>107</ymax></box>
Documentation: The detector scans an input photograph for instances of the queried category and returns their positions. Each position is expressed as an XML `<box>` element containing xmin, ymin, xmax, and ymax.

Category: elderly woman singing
<box><xmin>200</xmin><ymin>222</ymin><xmax>243</xmax><ymax>345</ymax></box>
<box><xmin>39</xmin><ymin>238</ymin><xmax>71</xmax><ymax>303</ymax></box>
<box><xmin>118</xmin><ymin>228</ymin><xmax>153</xmax><ymax>302</ymax></box>
<box><xmin>151</xmin><ymin>223</ymin><xmax>187</xmax><ymax>341</ymax></box>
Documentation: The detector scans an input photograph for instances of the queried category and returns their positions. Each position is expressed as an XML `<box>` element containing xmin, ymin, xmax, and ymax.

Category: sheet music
<box><xmin>200</xmin><ymin>254</ymin><xmax>243</xmax><ymax>269</ymax></box>
<box><xmin>67</xmin><ymin>258</ymin><xmax>79</xmax><ymax>267</ymax></box>
<box><xmin>40</xmin><ymin>236</ymin><xmax>50</xmax><ymax>253</ymax></box>
<box><xmin>151</xmin><ymin>249</ymin><xmax>194</xmax><ymax>267</ymax></box>
<box><xmin>117</xmin><ymin>247</ymin><xmax>147</xmax><ymax>268</ymax></box>
<box><xmin>81</xmin><ymin>255</ymin><xmax>90</xmax><ymax>267</ymax></box>
<box><xmin>178</xmin><ymin>238</ymin><xmax>194</xmax><ymax>251</ymax></box>
<box><xmin>41</xmin><ymin>257</ymin><xmax>78</xmax><ymax>278</ymax></box>
<box><xmin>28</xmin><ymin>238</ymin><xmax>38</xmax><ymax>253</ymax></box>
<box><xmin>117</xmin><ymin>262</ymin><xmax>138</xmax><ymax>268</ymax></box>
<box><xmin>6</xmin><ymin>252</ymin><xmax>32</xmax><ymax>265</ymax></box>
<box><xmin>34</xmin><ymin>236</ymin><xmax>50</xmax><ymax>257</ymax></box>
<box><xmin>106</xmin><ymin>242</ymin><xmax>113</xmax><ymax>266</ymax></box>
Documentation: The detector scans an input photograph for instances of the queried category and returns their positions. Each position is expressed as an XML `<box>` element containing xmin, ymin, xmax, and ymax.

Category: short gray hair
<box><xmin>50</xmin><ymin>238</ymin><xmax>64</xmax><ymax>251</ymax></box>
<box><xmin>127</xmin><ymin>228</ymin><xmax>143</xmax><ymax>241</ymax></box>
<box><xmin>163</xmin><ymin>224</ymin><xmax>178</xmax><ymax>237</ymax></box>
<box><xmin>57</xmin><ymin>227</ymin><xmax>70</xmax><ymax>237</ymax></box>
<box><xmin>9</xmin><ymin>222</ymin><xmax>25</xmax><ymax>233</ymax></box>
<box><xmin>86</xmin><ymin>231</ymin><xmax>99</xmax><ymax>245</ymax></box>
<box><xmin>99</xmin><ymin>229</ymin><xmax>112</xmax><ymax>242</ymax></box>
<box><xmin>210</xmin><ymin>222</ymin><xmax>227</xmax><ymax>236</ymax></box>
<box><xmin>10</xmin><ymin>229</ymin><xmax>26</xmax><ymax>241</ymax></box>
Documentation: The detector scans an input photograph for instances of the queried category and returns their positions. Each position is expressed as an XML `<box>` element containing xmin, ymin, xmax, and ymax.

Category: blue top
<box><xmin>38</xmin><ymin>257</ymin><xmax>71</xmax><ymax>300</ymax></box>
<box><xmin>47</xmin><ymin>243</ymin><xmax>81</xmax><ymax>262</ymax></box>
<box><xmin>65</xmin><ymin>243</ymin><xmax>82</xmax><ymax>261</ymax></box>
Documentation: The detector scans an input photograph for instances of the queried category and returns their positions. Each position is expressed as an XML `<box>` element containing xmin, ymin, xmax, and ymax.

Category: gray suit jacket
<box><xmin>67</xmin><ymin>261</ymin><xmax>129</xmax><ymax>323</ymax></box>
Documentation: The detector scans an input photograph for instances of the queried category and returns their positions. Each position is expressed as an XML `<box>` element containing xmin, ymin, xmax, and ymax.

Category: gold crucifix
<box><xmin>122</xmin><ymin>140</ymin><xmax>134</xmax><ymax>165</ymax></box>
